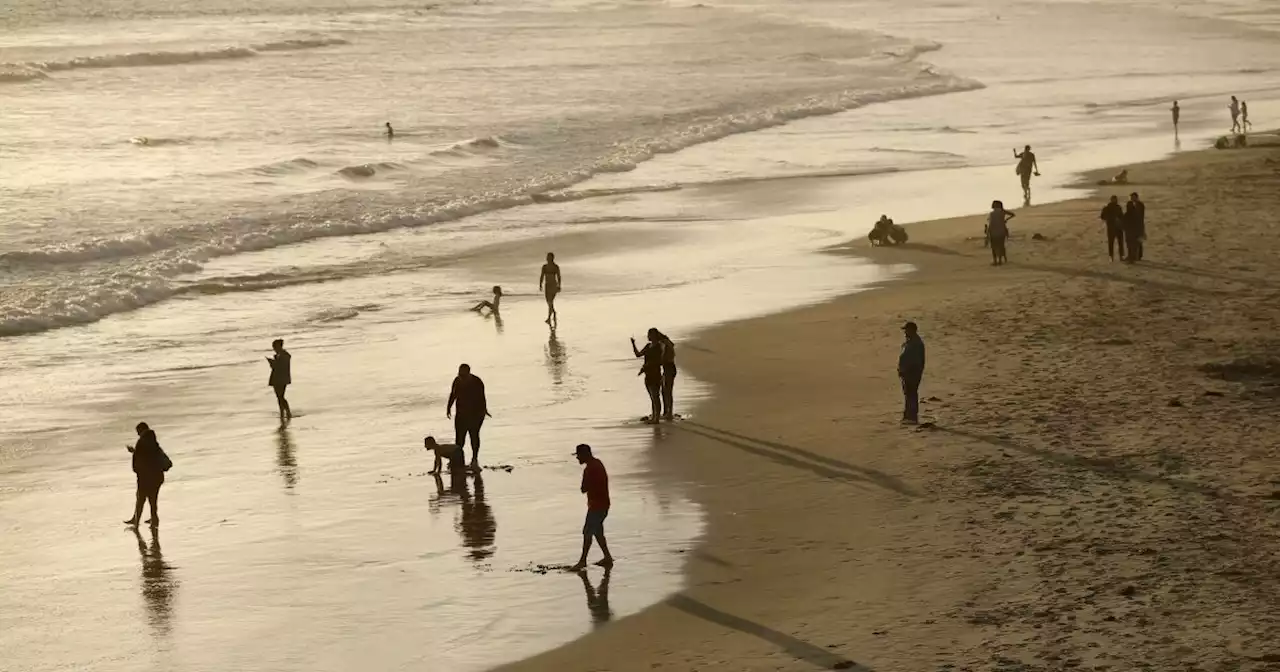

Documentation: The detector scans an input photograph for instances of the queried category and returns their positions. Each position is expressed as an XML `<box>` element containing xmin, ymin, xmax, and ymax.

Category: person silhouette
<box><xmin>447</xmin><ymin>364</ymin><xmax>492</xmax><ymax>472</ymax></box>
<box><xmin>540</xmin><ymin>252</ymin><xmax>561</xmax><ymax>326</ymax></box>
<box><xmin>1241</xmin><ymin>100</ymin><xmax>1252</xmax><ymax>131</ymax></box>
<box><xmin>630</xmin><ymin>329</ymin><xmax>665</xmax><ymax>424</ymax></box>
<box><xmin>1013</xmin><ymin>145</ymin><xmax>1040</xmax><ymax>204</ymax></box>
<box><xmin>385</xmin><ymin>122</ymin><xmax>395</xmax><ymax>140</ymax></box>
<box><xmin>267</xmin><ymin>339</ymin><xmax>292</xmax><ymax>421</ymax></box>
<box><xmin>653</xmin><ymin>329</ymin><xmax>677</xmax><ymax>421</ymax></box>
<box><xmin>124</xmin><ymin>422</ymin><xmax>171</xmax><ymax>527</ymax></box>
<box><xmin>569</xmin><ymin>444</ymin><xmax>613</xmax><ymax>572</ymax></box>
<box><xmin>897</xmin><ymin>322</ymin><xmax>926</xmax><ymax>425</ymax></box>
<box><xmin>1171</xmin><ymin>100</ymin><xmax>1180</xmax><ymax>135</ymax></box>
<box><xmin>1229</xmin><ymin>96</ymin><xmax>1241</xmax><ymax>133</ymax></box>
<box><xmin>471</xmin><ymin>286</ymin><xmax>502</xmax><ymax>314</ymax></box>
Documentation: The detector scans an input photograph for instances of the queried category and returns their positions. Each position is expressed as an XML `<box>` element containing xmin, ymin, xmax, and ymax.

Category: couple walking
<box><xmin>631</xmin><ymin>328</ymin><xmax>677</xmax><ymax>423</ymax></box>
<box><xmin>1099</xmin><ymin>193</ymin><xmax>1146</xmax><ymax>262</ymax></box>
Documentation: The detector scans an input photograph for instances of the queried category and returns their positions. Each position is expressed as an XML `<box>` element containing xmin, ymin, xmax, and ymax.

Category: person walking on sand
<box><xmin>898</xmin><ymin>322</ymin><xmax>926</xmax><ymax>425</ymax></box>
<box><xmin>1013</xmin><ymin>145</ymin><xmax>1040</xmax><ymax>204</ymax></box>
<box><xmin>1171</xmin><ymin>101</ymin><xmax>1180</xmax><ymax>134</ymax></box>
<box><xmin>1229</xmin><ymin>96</ymin><xmax>1241</xmax><ymax>133</ymax></box>
<box><xmin>987</xmin><ymin>200</ymin><xmax>1015</xmax><ymax>266</ymax></box>
<box><xmin>267</xmin><ymin>339</ymin><xmax>292</xmax><ymax>421</ymax></box>
<box><xmin>1100</xmin><ymin>195</ymin><xmax>1126</xmax><ymax>261</ymax></box>
<box><xmin>447</xmin><ymin>364</ymin><xmax>492</xmax><ymax>472</ymax></box>
<box><xmin>471</xmin><ymin>285</ymin><xmax>502</xmax><ymax>314</ymax></box>
<box><xmin>1123</xmin><ymin>192</ymin><xmax>1146</xmax><ymax>262</ymax></box>
<box><xmin>653</xmin><ymin>329</ymin><xmax>678</xmax><ymax>421</ymax></box>
<box><xmin>631</xmin><ymin>329</ymin><xmax>665</xmax><ymax>424</ymax></box>
<box><xmin>569</xmin><ymin>444</ymin><xmax>613</xmax><ymax>572</ymax></box>
<box><xmin>124</xmin><ymin>422</ymin><xmax>172</xmax><ymax>528</ymax></box>
<box><xmin>539</xmin><ymin>252</ymin><xmax>561</xmax><ymax>326</ymax></box>
<box><xmin>1242</xmin><ymin>100</ymin><xmax>1252</xmax><ymax>131</ymax></box>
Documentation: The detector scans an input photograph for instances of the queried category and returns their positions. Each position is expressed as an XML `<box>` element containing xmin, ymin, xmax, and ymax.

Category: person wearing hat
<box><xmin>898</xmin><ymin>322</ymin><xmax>926</xmax><ymax>424</ymax></box>
<box><xmin>570</xmin><ymin>444</ymin><xmax>613</xmax><ymax>571</ymax></box>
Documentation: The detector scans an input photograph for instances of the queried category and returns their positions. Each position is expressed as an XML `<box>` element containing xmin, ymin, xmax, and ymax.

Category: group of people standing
<box><xmin>632</xmin><ymin>328</ymin><xmax>678</xmax><ymax>424</ymax></box>
<box><xmin>1099</xmin><ymin>192</ymin><xmax>1146</xmax><ymax>262</ymax></box>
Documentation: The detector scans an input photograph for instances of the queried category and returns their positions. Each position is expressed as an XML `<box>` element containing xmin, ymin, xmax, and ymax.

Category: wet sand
<box><xmin>498</xmin><ymin>139</ymin><xmax>1280</xmax><ymax>670</ymax></box>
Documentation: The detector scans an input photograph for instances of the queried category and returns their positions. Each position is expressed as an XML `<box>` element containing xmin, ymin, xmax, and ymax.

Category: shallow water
<box><xmin>5</xmin><ymin>0</ymin><xmax>1280</xmax><ymax>669</ymax></box>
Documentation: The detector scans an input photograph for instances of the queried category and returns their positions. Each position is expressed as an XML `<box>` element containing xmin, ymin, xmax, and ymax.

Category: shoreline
<box><xmin>496</xmin><ymin>138</ymin><xmax>1280</xmax><ymax>670</ymax></box>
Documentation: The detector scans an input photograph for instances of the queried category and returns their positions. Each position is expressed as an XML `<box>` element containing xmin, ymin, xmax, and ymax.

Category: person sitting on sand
<box><xmin>987</xmin><ymin>200</ymin><xmax>1015</xmax><ymax>266</ymax></box>
<box><xmin>569</xmin><ymin>444</ymin><xmax>613</xmax><ymax>572</ymax></box>
<box><xmin>1013</xmin><ymin>145</ymin><xmax>1041</xmax><ymax>204</ymax></box>
<box><xmin>424</xmin><ymin>436</ymin><xmax>462</xmax><ymax>475</ymax></box>
<box><xmin>471</xmin><ymin>286</ymin><xmax>502</xmax><ymax>314</ymax></box>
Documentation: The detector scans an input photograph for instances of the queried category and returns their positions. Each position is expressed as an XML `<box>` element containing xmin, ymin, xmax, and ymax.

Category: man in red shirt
<box><xmin>570</xmin><ymin>444</ymin><xmax>613</xmax><ymax>571</ymax></box>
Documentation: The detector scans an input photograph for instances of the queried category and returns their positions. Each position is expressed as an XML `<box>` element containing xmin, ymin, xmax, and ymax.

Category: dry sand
<box><xmin>497</xmin><ymin>138</ymin><xmax>1280</xmax><ymax>672</ymax></box>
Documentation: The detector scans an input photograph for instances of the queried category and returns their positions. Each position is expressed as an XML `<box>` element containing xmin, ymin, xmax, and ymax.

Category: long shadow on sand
<box><xmin>668</xmin><ymin>595</ymin><xmax>869</xmax><ymax>671</ymax></box>
<box><xmin>931</xmin><ymin>425</ymin><xmax>1224</xmax><ymax>498</ymax></box>
<box><xmin>1014</xmin><ymin>263</ymin><xmax>1233</xmax><ymax>297</ymax></box>
<box><xmin>676</xmin><ymin>422</ymin><xmax>917</xmax><ymax>497</ymax></box>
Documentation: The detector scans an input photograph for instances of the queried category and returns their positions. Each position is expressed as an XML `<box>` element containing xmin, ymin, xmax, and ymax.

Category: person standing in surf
<box><xmin>447</xmin><ymin>363</ymin><xmax>492</xmax><ymax>472</ymax></box>
<box><xmin>539</xmin><ymin>252</ymin><xmax>561</xmax><ymax>326</ymax></box>
<box><xmin>654</xmin><ymin>329</ymin><xmax>678</xmax><ymax>421</ymax></box>
<box><xmin>1013</xmin><ymin>145</ymin><xmax>1040</xmax><ymax>205</ymax></box>
<box><xmin>1171</xmin><ymin>101</ymin><xmax>1180</xmax><ymax>135</ymax></box>
<box><xmin>124</xmin><ymin>422</ymin><xmax>171</xmax><ymax>528</ymax></box>
<box><xmin>630</xmin><ymin>329</ymin><xmax>665</xmax><ymax>424</ymax></box>
<box><xmin>267</xmin><ymin>339</ymin><xmax>292</xmax><ymax>421</ymax></box>
<box><xmin>385</xmin><ymin>122</ymin><xmax>395</xmax><ymax>140</ymax></box>
<box><xmin>569</xmin><ymin>444</ymin><xmax>613</xmax><ymax>572</ymax></box>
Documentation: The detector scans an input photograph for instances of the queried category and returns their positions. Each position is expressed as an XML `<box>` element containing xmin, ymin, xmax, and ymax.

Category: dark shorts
<box><xmin>137</xmin><ymin>473</ymin><xmax>164</xmax><ymax>493</ymax></box>
<box><xmin>583</xmin><ymin>508</ymin><xmax>608</xmax><ymax>536</ymax></box>
<box><xmin>545</xmin><ymin>287</ymin><xmax>559</xmax><ymax>301</ymax></box>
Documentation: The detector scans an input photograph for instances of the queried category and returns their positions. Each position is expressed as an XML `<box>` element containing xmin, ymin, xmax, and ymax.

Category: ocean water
<box><xmin>4</xmin><ymin>0</ymin><xmax>1280</xmax><ymax>669</ymax></box>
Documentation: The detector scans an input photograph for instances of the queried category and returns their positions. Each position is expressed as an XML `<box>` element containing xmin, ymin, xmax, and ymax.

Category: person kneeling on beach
<box><xmin>987</xmin><ymin>200</ymin><xmax>1015</xmax><ymax>266</ymax></box>
<box><xmin>570</xmin><ymin>444</ymin><xmax>613</xmax><ymax>572</ymax></box>
<box><xmin>424</xmin><ymin>436</ymin><xmax>462</xmax><ymax>475</ymax></box>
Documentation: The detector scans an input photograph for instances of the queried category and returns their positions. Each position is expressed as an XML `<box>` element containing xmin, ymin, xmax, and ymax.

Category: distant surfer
<box><xmin>1171</xmin><ymin>101</ymin><xmax>1180</xmax><ymax>134</ymax></box>
<box><xmin>385</xmin><ymin>122</ymin><xmax>395</xmax><ymax>140</ymax></box>
<box><xmin>1013</xmin><ymin>145</ymin><xmax>1040</xmax><ymax>205</ymax></box>
<box><xmin>539</xmin><ymin>252</ymin><xmax>561</xmax><ymax>326</ymax></box>
<box><xmin>1229</xmin><ymin>96</ymin><xmax>1241</xmax><ymax>133</ymax></box>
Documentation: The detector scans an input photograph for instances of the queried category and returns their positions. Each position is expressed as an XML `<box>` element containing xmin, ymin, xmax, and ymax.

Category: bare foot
<box><xmin>469</xmin><ymin>463</ymin><xmax>481</xmax><ymax>473</ymax></box>
<box><xmin>123</xmin><ymin>519</ymin><xmax>139</xmax><ymax>527</ymax></box>
<box><xmin>594</xmin><ymin>558</ymin><xmax>614</xmax><ymax>568</ymax></box>
<box><xmin>568</xmin><ymin>562</ymin><xmax>586</xmax><ymax>572</ymax></box>
<box><xmin>427</xmin><ymin>469</ymin><xmax>439</xmax><ymax>475</ymax></box>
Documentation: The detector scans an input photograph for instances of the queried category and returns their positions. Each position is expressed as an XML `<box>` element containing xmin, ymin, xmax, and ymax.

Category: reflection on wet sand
<box><xmin>579</xmin><ymin>568</ymin><xmax>613</xmax><ymax>627</ymax></box>
<box><xmin>276</xmin><ymin>425</ymin><xmax>297</xmax><ymax>490</ymax></box>
<box><xmin>431</xmin><ymin>472</ymin><xmax>497</xmax><ymax>563</ymax></box>
<box><xmin>132</xmin><ymin>527</ymin><xmax>177</xmax><ymax>639</ymax></box>
<box><xmin>545</xmin><ymin>327</ymin><xmax>567</xmax><ymax>386</ymax></box>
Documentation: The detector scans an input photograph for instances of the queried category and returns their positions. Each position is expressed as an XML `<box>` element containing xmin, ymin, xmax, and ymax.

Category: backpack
<box><xmin>157</xmin><ymin>445</ymin><xmax>173</xmax><ymax>472</ymax></box>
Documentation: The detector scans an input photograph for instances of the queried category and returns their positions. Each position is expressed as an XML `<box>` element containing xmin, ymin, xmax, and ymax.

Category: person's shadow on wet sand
<box><xmin>579</xmin><ymin>567</ymin><xmax>613</xmax><ymax>627</ymax></box>
<box><xmin>132</xmin><ymin>527</ymin><xmax>178</xmax><ymax>639</ymax></box>
<box><xmin>431</xmin><ymin>472</ymin><xmax>497</xmax><ymax>562</ymax></box>
<box><xmin>546</xmin><ymin>326</ymin><xmax>567</xmax><ymax>386</ymax></box>
<box><xmin>276</xmin><ymin>425</ymin><xmax>297</xmax><ymax>490</ymax></box>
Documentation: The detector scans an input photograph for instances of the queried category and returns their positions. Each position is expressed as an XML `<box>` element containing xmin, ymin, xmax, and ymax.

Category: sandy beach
<box><xmin>499</xmin><ymin>140</ymin><xmax>1280</xmax><ymax>671</ymax></box>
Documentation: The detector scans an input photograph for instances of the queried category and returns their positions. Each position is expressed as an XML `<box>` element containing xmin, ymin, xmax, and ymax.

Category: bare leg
<box><xmin>571</xmin><ymin>533</ymin><xmax>593</xmax><ymax>571</ymax></box>
<box><xmin>593</xmin><ymin>533</ymin><xmax>613</xmax><ymax>566</ymax></box>
<box><xmin>274</xmin><ymin>386</ymin><xmax>291</xmax><ymax>420</ymax></box>
<box><xmin>145</xmin><ymin>486</ymin><xmax>159</xmax><ymax>526</ymax></box>
<box><xmin>125</xmin><ymin>484</ymin><xmax>145</xmax><ymax>525</ymax></box>
<box><xmin>646</xmin><ymin>380</ymin><xmax>661</xmax><ymax>423</ymax></box>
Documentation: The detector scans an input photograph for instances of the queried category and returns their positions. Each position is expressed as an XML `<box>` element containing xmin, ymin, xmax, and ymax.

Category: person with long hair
<box><xmin>630</xmin><ymin>328</ymin><xmax>665</xmax><ymax>424</ymax></box>
<box><xmin>124</xmin><ymin>422</ymin><xmax>171</xmax><ymax>527</ymax></box>
<box><xmin>652</xmin><ymin>329</ymin><xmax>677</xmax><ymax>421</ymax></box>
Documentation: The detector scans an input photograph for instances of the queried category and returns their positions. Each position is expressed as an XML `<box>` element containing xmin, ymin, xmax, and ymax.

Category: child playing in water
<box><xmin>471</xmin><ymin>286</ymin><xmax>502</xmax><ymax>314</ymax></box>
<box><xmin>424</xmin><ymin>436</ymin><xmax>461</xmax><ymax>475</ymax></box>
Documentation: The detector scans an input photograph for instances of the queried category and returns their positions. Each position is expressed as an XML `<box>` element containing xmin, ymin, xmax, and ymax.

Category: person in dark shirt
<box><xmin>124</xmin><ymin>422</ymin><xmax>170</xmax><ymax>528</ymax></box>
<box><xmin>1100</xmin><ymin>195</ymin><xmax>1126</xmax><ymax>261</ymax></box>
<box><xmin>1124</xmin><ymin>192</ymin><xmax>1146</xmax><ymax>262</ymax></box>
<box><xmin>385</xmin><ymin>122</ymin><xmax>395</xmax><ymax>140</ymax></box>
<box><xmin>630</xmin><ymin>329</ymin><xmax>665</xmax><ymax>424</ymax></box>
<box><xmin>570</xmin><ymin>444</ymin><xmax>613</xmax><ymax>572</ymax></box>
<box><xmin>897</xmin><ymin>322</ymin><xmax>926</xmax><ymax>424</ymax></box>
<box><xmin>654</xmin><ymin>329</ymin><xmax>677</xmax><ymax>421</ymax></box>
<box><xmin>447</xmin><ymin>363</ymin><xmax>492</xmax><ymax>472</ymax></box>
<box><xmin>267</xmin><ymin>339</ymin><xmax>292</xmax><ymax>421</ymax></box>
